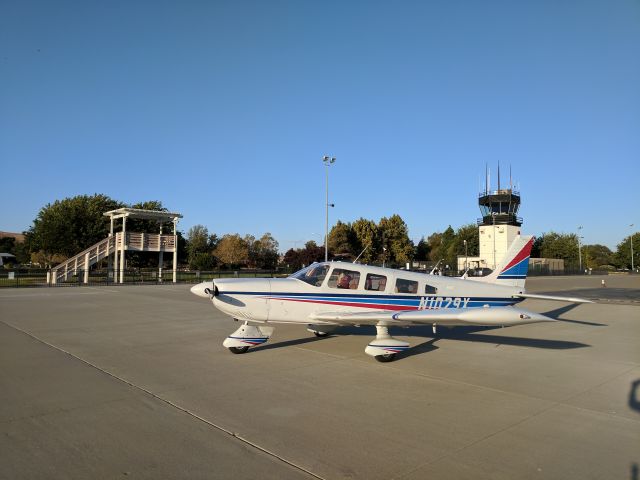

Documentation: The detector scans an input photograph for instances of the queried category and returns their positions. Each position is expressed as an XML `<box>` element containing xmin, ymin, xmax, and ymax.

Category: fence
<box><xmin>0</xmin><ymin>266</ymin><xmax>617</xmax><ymax>289</ymax></box>
<box><xmin>0</xmin><ymin>268</ymin><xmax>285</xmax><ymax>288</ymax></box>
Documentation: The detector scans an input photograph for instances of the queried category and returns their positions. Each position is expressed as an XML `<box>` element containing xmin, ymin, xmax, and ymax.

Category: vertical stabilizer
<box><xmin>473</xmin><ymin>235</ymin><xmax>533</xmax><ymax>288</ymax></box>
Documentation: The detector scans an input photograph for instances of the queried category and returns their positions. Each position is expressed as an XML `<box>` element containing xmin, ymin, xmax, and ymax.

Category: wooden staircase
<box><xmin>51</xmin><ymin>232</ymin><xmax>177</xmax><ymax>284</ymax></box>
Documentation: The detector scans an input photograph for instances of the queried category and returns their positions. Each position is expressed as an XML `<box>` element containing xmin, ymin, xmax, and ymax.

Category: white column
<box><xmin>113</xmin><ymin>234</ymin><xmax>119</xmax><ymax>283</ymax></box>
<box><xmin>158</xmin><ymin>223</ymin><xmax>163</xmax><ymax>281</ymax></box>
<box><xmin>84</xmin><ymin>252</ymin><xmax>90</xmax><ymax>284</ymax></box>
<box><xmin>172</xmin><ymin>219</ymin><xmax>178</xmax><ymax>283</ymax></box>
<box><xmin>108</xmin><ymin>217</ymin><xmax>114</xmax><ymax>276</ymax></box>
<box><xmin>120</xmin><ymin>216</ymin><xmax>127</xmax><ymax>284</ymax></box>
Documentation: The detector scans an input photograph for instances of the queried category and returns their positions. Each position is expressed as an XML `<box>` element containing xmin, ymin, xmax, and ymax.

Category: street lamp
<box><xmin>577</xmin><ymin>226</ymin><xmax>583</xmax><ymax>272</ymax></box>
<box><xmin>323</xmin><ymin>155</ymin><xmax>336</xmax><ymax>262</ymax></box>
<box><xmin>631</xmin><ymin>224</ymin><xmax>635</xmax><ymax>272</ymax></box>
<box><xmin>463</xmin><ymin>239</ymin><xmax>468</xmax><ymax>271</ymax></box>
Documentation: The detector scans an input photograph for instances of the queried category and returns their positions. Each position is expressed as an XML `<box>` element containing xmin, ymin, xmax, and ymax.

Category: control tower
<box><xmin>477</xmin><ymin>166</ymin><xmax>522</xmax><ymax>270</ymax></box>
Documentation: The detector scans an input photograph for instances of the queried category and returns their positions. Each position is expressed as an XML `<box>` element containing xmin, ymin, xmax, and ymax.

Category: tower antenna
<box><xmin>510</xmin><ymin>164</ymin><xmax>513</xmax><ymax>190</ymax></box>
<box><xmin>497</xmin><ymin>162</ymin><xmax>501</xmax><ymax>191</ymax></box>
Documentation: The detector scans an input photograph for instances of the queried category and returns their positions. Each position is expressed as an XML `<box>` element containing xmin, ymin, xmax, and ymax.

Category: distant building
<box><xmin>0</xmin><ymin>252</ymin><xmax>17</xmax><ymax>267</ymax></box>
<box><xmin>0</xmin><ymin>231</ymin><xmax>25</xmax><ymax>242</ymax></box>
<box><xmin>458</xmin><ymin>168</ymin><xmax>522</xmax><ymax>272</ymax></box>
<box><xmin>457</xmin><ymin>168</ymin><xmax>563</xmax><ymax>275</ymax></box>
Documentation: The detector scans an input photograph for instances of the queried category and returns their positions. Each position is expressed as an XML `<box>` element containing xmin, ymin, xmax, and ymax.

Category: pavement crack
<box><xmin>0</xmin><ymin>320</ymin><xmax>326</xmax><ymax>480</ymax></box>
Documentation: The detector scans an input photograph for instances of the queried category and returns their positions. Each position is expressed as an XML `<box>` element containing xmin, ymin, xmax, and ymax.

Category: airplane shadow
<box><xmin>251</xmin><ymin>335</ymin><xmax>330</xmax><ymax>352</ymax></box>
<box><xmin>252</xmin><ymin>323</ymin><xmax>590</xmax><ymax>359</ymax></box>
<box><xmin>400</xmin><ymin>338</ymin><xmax>439</xmax><ymax>359</ymax></box>
<box><xmin>541</xmin><ymin>304</ymin><xmax>607</xmax><ymax>326</ymax></box>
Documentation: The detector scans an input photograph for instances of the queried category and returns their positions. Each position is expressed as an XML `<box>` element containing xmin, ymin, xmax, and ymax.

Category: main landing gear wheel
<box><xmin>313</xmin><ymin>331</ymin><xmax>329</xmax><ymax>338</ymax></box>
<box><xmin>228</xmin><ymin>346</ymin><xmax>249</xmax><ymax>354</ymax></box>
<box><xmin>374</xmin><ymin>353</ymin><xmax>396</xmax><ymax>363</ymax></box>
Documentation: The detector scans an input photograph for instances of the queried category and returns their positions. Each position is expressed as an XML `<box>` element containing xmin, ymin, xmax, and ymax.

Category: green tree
<box><xmin>328</xmin><ymin>221</ymin><xmax>355</xmax><ymax>258</ymax></box>
<box><xmin>583</xmin><ymin>244</ymin><xmax>614</xmax><ymax>269</ymax></box>
<box><xmin>414</xmin><ymin>237</ymin><xmax>431</xmax><ymax>261</ymax></box>
<box><xmin>186</xmin><ymin>225</ymin><xmax>218</xmax><ymax>270</ymax></box>
<box><xmin>427</xmin><ymin>226</ymin><xmax>456</xmax><ymax>268</ymax></box>
<box><xmin>28</xmin><ymin>194</ymin><xmax>123</xmax><ymax>260</ymax></box>
<box><xmin>249</xmin><ymin>233</ymin><xmax>279</xmax><ymax>269</ymax></box>
<box><xmin>427</xmin><ymin>232</ymin><xmax>443</xmax><ymax>262</ymax></box>
<box><xmin>615</xmin><ymin>232</ymin><xmax>639</xmax><ymax>269</ymax></box>
<box><xmin>378</xmin><ymin>215</ymin><xmax>413</xmax><ymax>265</ymax></box>
<box><xmin>538</xmin><ymin>232</ymin><xmax>579</xmax><ymax>267</ymax></box>
<box><xmin>352</xmin><ymin>218</ymin><xmax>379</xmax><ymax>263</ymax></box>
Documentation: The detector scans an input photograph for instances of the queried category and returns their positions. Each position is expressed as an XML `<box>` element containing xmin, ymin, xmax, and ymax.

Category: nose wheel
<box><xmin>223</xmin><ymin>322</ymin><xmax>274</xmax><ymax>354</ymax></box>
<box><xmin>374</xmin><ymin>353</ymin><xmax>397</xmax><ymax>363</ymax></box>
<box><xmin>365</xmin><ymin>324</ymin><xmax>410</xmax><ymax>362</ymax></box>
<box><xmin>228</xmin><ymin>346</ymin><xmax>250</xmax><ymax>354</ymax></box>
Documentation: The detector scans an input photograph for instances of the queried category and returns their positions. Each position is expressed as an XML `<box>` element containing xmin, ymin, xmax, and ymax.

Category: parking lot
<box><xmin>1</xmin><ymin>275</ymin><xmax>639</xmax><ymax>479</ymax></box>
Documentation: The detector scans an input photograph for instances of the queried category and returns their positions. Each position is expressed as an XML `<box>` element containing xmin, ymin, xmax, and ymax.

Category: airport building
<box><xmin>458</xmin><ymin>183</ymin><xmax>522</xmax><ymax>272</ymax></box>
<box><xmin>457</xmin><ymin>171</ymin><xmax>564</xmax><ymax>274</ymax></box>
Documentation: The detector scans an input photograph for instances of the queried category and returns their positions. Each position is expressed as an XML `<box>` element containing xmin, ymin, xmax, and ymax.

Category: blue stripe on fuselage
<box><xmin>218</xmin><ymin>291</ymin><xmax>521</xmax><ymax>309</ymax></box>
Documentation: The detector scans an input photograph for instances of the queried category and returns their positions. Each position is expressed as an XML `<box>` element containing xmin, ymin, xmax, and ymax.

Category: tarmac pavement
<box><xmin>0</xmin><ymin>275</ymin><xmax>638</xmax><ymax>479</ymax></box>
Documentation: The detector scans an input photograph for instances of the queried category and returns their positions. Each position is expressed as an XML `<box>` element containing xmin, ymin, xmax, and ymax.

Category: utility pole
<box><xmin>464</xmin><ymin>239</ymin><xmax>468</xmax><ymax>271</ymax></box>
<box><xmin>322</xmin><ymin>155</ymin><xmax>336</xmax><ymax>262</ymax></box>
<box><xmin>577</xmin><ymin>226</ymin><xmax>583</xmax><ymax>272</ymax></box>
<box><xmin>631</xmin><ymin>224</ymin><xmax>635</xmax><ymax>272</ymax></box>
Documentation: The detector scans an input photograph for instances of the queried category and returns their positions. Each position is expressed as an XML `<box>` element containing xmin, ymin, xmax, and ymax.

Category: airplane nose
<box><xmin>190</xmin><ymin>282</ymin><xmax>211</xmax><ymax>299</ymax></box>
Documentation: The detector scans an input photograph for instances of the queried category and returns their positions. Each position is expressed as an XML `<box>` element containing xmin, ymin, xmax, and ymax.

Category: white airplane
<box><xmin>191</xmin><ymin>235</ymin><xmax>591</xmax><ymax>362</ymax></box>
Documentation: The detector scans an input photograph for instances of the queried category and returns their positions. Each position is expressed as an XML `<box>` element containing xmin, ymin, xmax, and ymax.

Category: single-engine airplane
<box><xmin>191</xmin><ymin>235</ymin><xmax>591</xmax><ymax>362</ymax></box>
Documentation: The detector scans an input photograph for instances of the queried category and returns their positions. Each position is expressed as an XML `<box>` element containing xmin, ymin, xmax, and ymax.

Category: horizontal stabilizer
<box><xmin>515</xmin><ymin>293</ymin><xmax>594</xmax><ymax>304</ymax></box>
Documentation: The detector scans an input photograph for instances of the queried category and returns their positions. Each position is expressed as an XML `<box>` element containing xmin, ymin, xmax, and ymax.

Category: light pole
<box><xmin>323</xmin><ymin>155</ymin><xmax>336</xmax><ymax>262</ymax></box>
<box><xmin>577</xmin><ymin>226</ymin><xmax>583</xmax><ymax>272</ymax></box>
<box><xmin>631</xmin><ymin>224</ymin><xmax>635</xmax><ymax>272</ymax></box>
<box><xmin>463</xmin><ymin>239</ymin><xmax>468</xmax><ymax>271</ymax></box>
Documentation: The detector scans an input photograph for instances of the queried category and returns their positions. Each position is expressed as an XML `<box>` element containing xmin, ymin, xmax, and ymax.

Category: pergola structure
<box><xmin>104</xmin><ymin>208</ymin><xmax>183</xmax><ymax>283</ymax></box>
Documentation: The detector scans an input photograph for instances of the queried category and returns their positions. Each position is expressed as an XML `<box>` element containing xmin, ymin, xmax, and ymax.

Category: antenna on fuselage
<box><xmin>353</xmin><ymin>244</ymin><xmax>369</xmax><ymax>264</ymax></box>
<box><xmin>429</xmin><ymin>259</ymin><xmax>442</xmax><ymax>275</ymax></box>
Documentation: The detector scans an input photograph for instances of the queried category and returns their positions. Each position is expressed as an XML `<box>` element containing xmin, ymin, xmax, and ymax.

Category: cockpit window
<box><xmin>327</xmin><ymin>268</ymin><xmax>361</xmax><ymax>289</ymax></box>
<box><xmin>291</xmin><ymin>264</ymin><xmax>329</xmax><ymax>287</ymax></box>
<box><xmin>395</xmin><ymin>278</ymin><xmax>418</xmax><ymax>294</ymax></box>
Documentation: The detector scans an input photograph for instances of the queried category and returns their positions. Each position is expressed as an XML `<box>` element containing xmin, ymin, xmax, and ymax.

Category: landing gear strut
<box><xmin>364</xmin><ymin>324</ymin><xmax>410</xmax><ymax>362</ymax></box>
<box><xmin>223</xmin><ymin>322</ymin><xmax>273</xmax><ymax>354</ymax></box>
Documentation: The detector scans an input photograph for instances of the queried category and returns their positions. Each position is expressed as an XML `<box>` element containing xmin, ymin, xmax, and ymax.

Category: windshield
<box><xmin>290</xmin><ymin>263</ymin><xmax>330</xmax><ymax>287</ymax></box>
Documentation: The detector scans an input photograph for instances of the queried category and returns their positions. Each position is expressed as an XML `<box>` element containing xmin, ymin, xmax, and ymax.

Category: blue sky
<box><xmin>1</xmin><ymin>0</ymin><xmax>639</xmax><ymax>252</ymax></box>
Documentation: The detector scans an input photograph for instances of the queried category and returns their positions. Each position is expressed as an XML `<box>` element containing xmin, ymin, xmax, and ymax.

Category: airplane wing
<box><xmin>309</xmin><ymin>306</ymin><xmax>553</xmax><ymax>327</ymax></box>
<box><xmin>514</xmin><ymin>293</ymin><xmax>594</xmax><ymax>303</ymax></box>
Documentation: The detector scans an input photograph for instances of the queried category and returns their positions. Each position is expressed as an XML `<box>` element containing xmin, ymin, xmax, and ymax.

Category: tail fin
<box><xmin>474</xmin><ymin>235</ymin><xmax>534</xmax><ymax>288</ymax></box>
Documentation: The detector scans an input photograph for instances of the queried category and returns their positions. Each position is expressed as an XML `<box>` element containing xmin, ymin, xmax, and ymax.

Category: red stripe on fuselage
<box><xmin>273</xmin><ymin>297</ymin><xmax>416</xmax><ymax>310</ymax></box>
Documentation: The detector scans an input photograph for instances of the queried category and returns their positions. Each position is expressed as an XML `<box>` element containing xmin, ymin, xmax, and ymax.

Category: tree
<box><xmin>538</xmin><ymin>232</ymin><xmax>579</xmax><ymax>267</ymax></box>
<box><xmin>615</xmin><ymin>232</ymin><xmax>639</xmax><ymax>269</ymax></box>
<box><xmin>28</xmin><ymin>194</ymin><xmax>123</xmax><ymax>260</ymax></box>
<box><xmin>186</xmin><ymin>225</ymin><xmax>218</xmax><ymax>270</ymax></box>
<box><xmin>249</xmin><ymin>233</ymin><xmax>279</xmax><ymax>269</ymax></box>
<box><xmin>414</xmin><ymin>237</ymin><xmax>430</xmax><ymax>261</ymax></box>
<box><xmin>427</xmin><ymin>226</ymin><xmax>455</xmax><ymax>268</ymax></box>
<box><xmin>583</xmin><ymin>244</ymin><xmax>614</xmax><ymax>269</ymax></box>
<box><xmin>282</xmin><ymin>240</ymin><xmax>324</xmax><ymax>271</ymax></box>
<box><xmin>214</xmin><ymin>234</ymin><xmax>249</xmax><ymax>267</ymax></box>
<box><xmin>328</xmin><ymin>221</ymin><xmax>355</xmax><ymax>258</ymax></box>
<box><xmin>352</xmin><ymin>218</ymin><xmax>379</xmax><ymax>264</ymax></box>
<box><xmin>450</xmin><ymin>224</ymin><xmax>478</xmax><ymax>270</ymax></box>
<box><xmin>427</xmin><ymin>232</ymin><xmax>443</xmax><ymax>262</ymax></box>
<box><xmin>128</xmin><ymin>200</ymin><xmax>169</xmax><ymax>233</ymax></box>
<box><xmin>378</xmin><ymin>214</ymin><xmax>413</xmax><ymax>265</ymax></box>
